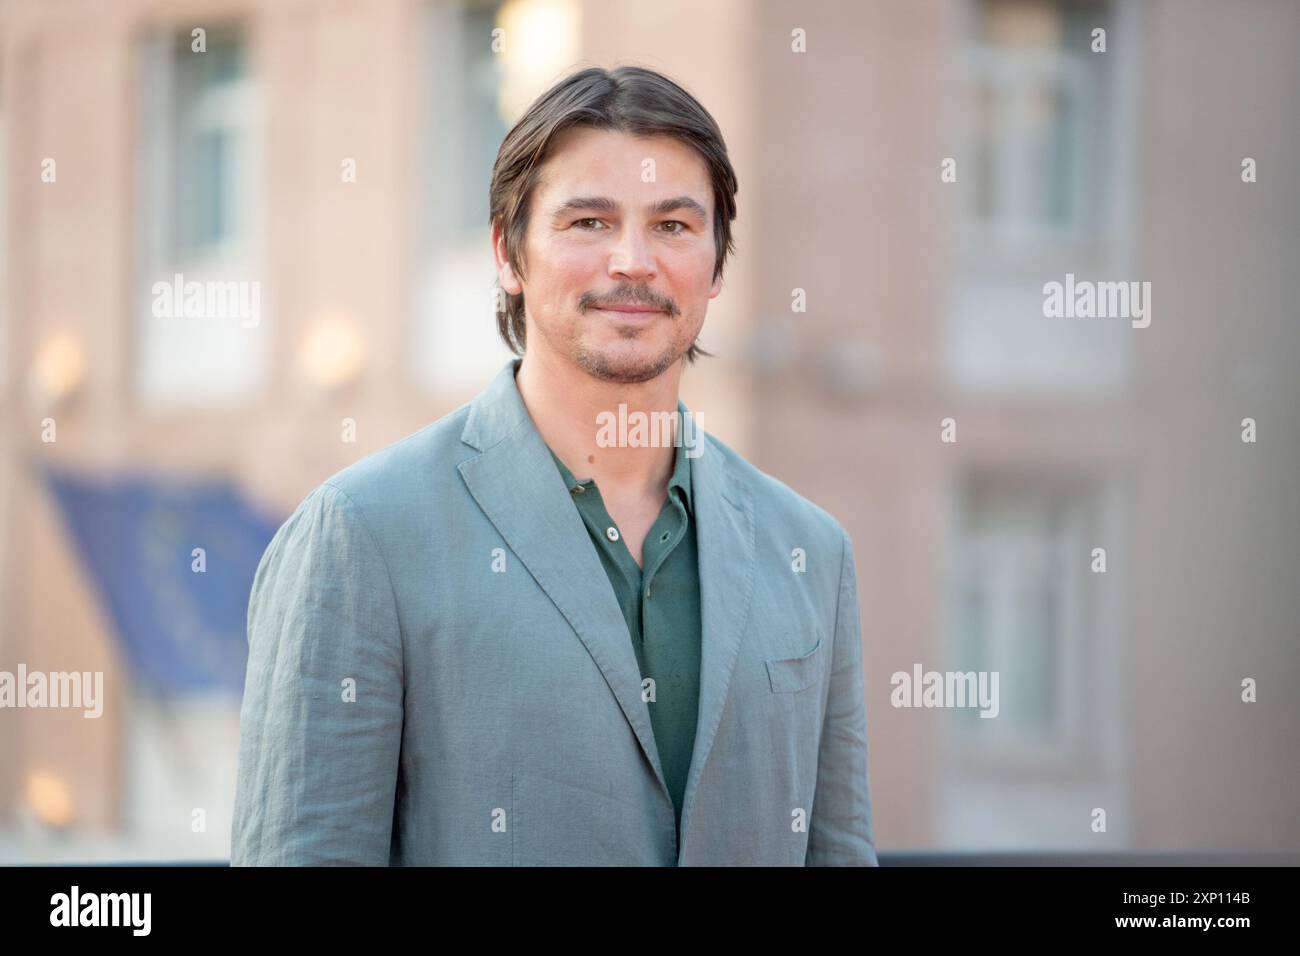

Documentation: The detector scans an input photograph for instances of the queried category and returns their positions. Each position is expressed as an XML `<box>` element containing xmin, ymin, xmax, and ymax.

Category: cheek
<box><xmin>670</xmin><ymin>243</ymin><xmax>718</xmax><ymax>287</ymax></box>
<box><xmin>519</xmin><ymin>260</ymin><xmax>569</xmax><ymax>316</ymax></box>
<box><xmin>534</xmin><ymin>247</ymin><xmax>604</xmax><ymax>303</ymax></box>
<box><xmin>543</xmin><ymin>234</ymin><xmax>607</xmax><ymax>275</ymax></box>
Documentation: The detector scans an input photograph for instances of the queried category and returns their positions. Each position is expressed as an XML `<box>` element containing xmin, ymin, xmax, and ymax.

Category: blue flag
<box><xmin>40</xmin><ymin>464</ymin><xmax>281</xmax><ymax>697</ymax></box>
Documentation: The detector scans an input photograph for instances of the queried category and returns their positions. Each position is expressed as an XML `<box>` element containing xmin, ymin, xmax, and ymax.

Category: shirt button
<box><xmin>606</xmin><ymin>526</ymin><xmax>619</xmax><ymax>542</ymax></box>
<box><xmin>572</xmin><ymin>484</ymin><xmax>585</xmax><ymax>494</ymax></box>
<box><xmin>646</xmin><ymin>585</ymin><xmax>652</xmax><ymax>598</ymax></box>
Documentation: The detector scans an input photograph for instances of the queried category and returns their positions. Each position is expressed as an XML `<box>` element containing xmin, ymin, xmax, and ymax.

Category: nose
<box><xmin>607</xmin><ymin>226</ymin><xmax>657</xmax><ymax>283</ymax></box>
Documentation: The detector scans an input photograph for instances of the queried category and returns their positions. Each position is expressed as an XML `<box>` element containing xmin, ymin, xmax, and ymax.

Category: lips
<box><xmin>594</xmin><ymin>305</ymin><xmax>663</xmax><ymax>314</ymax></box>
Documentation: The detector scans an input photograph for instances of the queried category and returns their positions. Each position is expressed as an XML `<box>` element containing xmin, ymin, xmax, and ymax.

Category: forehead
<box><xmin>533</xmin><ymin>127</ymin><xmax>713</xmax><ymax>210</ymax></box>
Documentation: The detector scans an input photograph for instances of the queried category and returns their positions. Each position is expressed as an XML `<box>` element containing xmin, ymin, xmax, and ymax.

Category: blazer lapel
<box><xmin>456</xmin><ymin>360</ymin><xmax>669</xmax><ymax>794</ymax></box>
<box><xmin>677</xmin><ymin>409</ymin><xmax>756</xmax><ymax>855</ymax></box>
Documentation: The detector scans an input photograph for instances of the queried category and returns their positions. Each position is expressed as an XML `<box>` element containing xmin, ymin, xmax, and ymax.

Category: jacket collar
<box><xmin>457</xmin><ymin>358</ymin><xmax>756</xmax><ymax>857</ymax></box>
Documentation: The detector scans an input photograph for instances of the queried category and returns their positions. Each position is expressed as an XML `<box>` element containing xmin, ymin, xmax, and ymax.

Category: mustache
<box><xmin>579</xmin><ymin>289</ymin><xmax>679</xmax><ymax>315</ymax></box>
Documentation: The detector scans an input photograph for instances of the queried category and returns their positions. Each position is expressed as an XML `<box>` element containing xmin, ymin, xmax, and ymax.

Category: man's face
<box><xmin>496</xmin><ymin>127</ymin><xmax>723</xmax><ymax>385</ymax></box>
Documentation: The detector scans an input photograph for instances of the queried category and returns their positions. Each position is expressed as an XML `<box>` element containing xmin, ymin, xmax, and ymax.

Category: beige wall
<box><xmin>1</xmin><ymin>0</ymin><xmax>1297</xmax><ymax>855</ymax></box>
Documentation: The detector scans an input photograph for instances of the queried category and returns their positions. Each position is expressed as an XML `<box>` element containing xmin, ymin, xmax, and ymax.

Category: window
<box><xmin>964</xmin><ymin>0</ymin><xmax>1111</xmax><ymax>253</ymax></box>
<box><xmin>171</xmin><ymin>38</ymin><xmax>249</xmax><ymax>256</ymax></box>
<box><xmin>412</xmin><ymin>0</ymin><xmax>580</xmax><ymax>394</ymax></box>
<box><xmin>938</xmin><ymin>471</ymin><xmax>1129</xmax><ymax>847</ymax></box>
<box><xmin>946</xmin><ymin>0</ymin><xmax>1139</xmax><ymax>393</ymax></box>
<box><xmin>947</xmin><ymin>478</ymin><xmax>1094</xmax><ymax>753</ymax></box>
<box><xmin>134</xmin><ymin>26</ymin><xmax>266</xmax><ymax>406</ymax></box>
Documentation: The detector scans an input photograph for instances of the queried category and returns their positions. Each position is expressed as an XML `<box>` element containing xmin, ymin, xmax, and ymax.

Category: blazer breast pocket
<box><xmin>764</xmin><ymin>633</ymin><xmax>828</xmax><ymax>693</ymax></box>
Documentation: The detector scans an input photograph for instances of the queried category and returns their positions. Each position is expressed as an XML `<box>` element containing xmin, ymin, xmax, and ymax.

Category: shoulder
<box><xmin>320</xmin><ymin>402</ymin><xmax>474</xmax><ymax>502</ymax></box>
<box><xmin>267</xmin><ymin>401</ymin><xmax>471</xmax><ymax>532</ymax></box>
<box><xmin>265</xmin><ymin>401</ymin><xmax>475</xmax><ymax>556</ymax></box>
<box><xmin>699</xmin><ymin>429</ymin><xmax>851</xmax><ymax>557</ymax></box>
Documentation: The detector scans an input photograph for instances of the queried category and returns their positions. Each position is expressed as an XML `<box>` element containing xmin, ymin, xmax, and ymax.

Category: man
<box><xmin>231</xmin><ymin>65</ymin><xmax>877</xmax><ymax>866</ymax></box>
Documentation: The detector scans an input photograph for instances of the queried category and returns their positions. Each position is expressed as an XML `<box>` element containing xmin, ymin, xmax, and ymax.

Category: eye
<box><xmin>658</xmin><ymin>220</ymin><xmax>688</xmax><ymax>235</ymax></box>
<box><xmin>574</xmin><ymin>217</ymin><xmax>604</xmax><ymax>230</ymax></box>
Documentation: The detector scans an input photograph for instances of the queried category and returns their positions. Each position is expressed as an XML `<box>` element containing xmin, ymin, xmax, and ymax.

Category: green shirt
<box><xmin>547</xmin><ymin>443</ymin><xmax>702</xmax><ymax>838</ymax></box>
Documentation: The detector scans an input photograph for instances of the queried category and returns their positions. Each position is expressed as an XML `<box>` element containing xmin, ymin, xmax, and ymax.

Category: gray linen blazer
<box><xmin>231</xmin><ymin>358</ymin><xmax>878</xmax><ymax>865</ymax></box>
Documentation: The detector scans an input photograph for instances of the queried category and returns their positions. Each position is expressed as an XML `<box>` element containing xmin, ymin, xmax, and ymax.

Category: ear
<box><xmin>491</xmin><ymin>220</ymin><xmax>524</xmax><ymax>295</ymax></box>
<box><xmin>709</xmin><ymin>272</ymin><xmax>724</xmax><ymax>299</ymax></box>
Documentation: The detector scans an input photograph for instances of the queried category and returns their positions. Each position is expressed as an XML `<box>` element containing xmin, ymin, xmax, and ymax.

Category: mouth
<box><xmin>593</xmin><ymin>305</ymin><xmax>664</xmax><ymax>317</ymax></box>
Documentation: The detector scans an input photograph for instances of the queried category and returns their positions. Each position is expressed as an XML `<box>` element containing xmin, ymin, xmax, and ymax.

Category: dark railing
<box><xmin>25</xmin><ymin>851</ymin><xmax>1300</xmax><ymax>866</ymax></box>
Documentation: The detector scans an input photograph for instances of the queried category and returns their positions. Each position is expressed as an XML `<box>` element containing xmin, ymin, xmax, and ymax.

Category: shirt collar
<box><xmin>667</xmin><ymin>438</ymin><xmax>693</xmax><ymax>515</ymax></box>
<box><xmin>549</xmin><ymin>442</ymin><xmax>694</xmax><ymax>517</ymax></box>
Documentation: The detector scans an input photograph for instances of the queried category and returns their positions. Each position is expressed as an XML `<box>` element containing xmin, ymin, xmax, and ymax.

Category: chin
<box><xmin>573</xmin><ymin>339</ymin><xmax>683</xmax><ymax>384</ymax></box>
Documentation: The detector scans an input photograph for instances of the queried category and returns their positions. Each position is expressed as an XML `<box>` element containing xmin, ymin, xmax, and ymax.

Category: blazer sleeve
<box><xmin>805</xmin><ymin>527</ymin><xmax>880</xmax><ymax>866</ymax></box>
<box><xmin>231</xmin><ymin>482</ymin><xmax>404</xmax><ymax>865</ymax></box>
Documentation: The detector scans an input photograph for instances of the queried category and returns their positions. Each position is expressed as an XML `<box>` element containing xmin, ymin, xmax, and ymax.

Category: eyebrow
<box><xmin>550</xmin><ymin>195</ymin><xmax>708</xmax><ymax>225</ymax></box>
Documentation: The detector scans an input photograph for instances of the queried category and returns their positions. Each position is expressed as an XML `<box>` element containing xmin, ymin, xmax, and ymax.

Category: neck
<box><xmin>515</xmin><ymin>348</ymin><xmax>683</xmax><ymax>500</ymax></box>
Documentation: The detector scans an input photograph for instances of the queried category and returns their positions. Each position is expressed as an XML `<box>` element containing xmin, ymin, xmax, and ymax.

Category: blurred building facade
<box><xmin>0</xmin><ymin>0</ymin><xmax>1296</xmax><ymax>861</ymax></box>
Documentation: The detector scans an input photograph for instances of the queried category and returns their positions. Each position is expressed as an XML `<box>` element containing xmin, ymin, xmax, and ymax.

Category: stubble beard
<box><xmin>572</xmin><ymin>324</ymin><xmax>686</xmax><ymax>384</ymax></box>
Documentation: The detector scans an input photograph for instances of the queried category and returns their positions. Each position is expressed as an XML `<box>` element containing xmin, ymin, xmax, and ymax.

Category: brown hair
<box><xmin>489</xmin><ymin>65</ymin><xmax>738</xmax><ymax>364</ymax></box>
